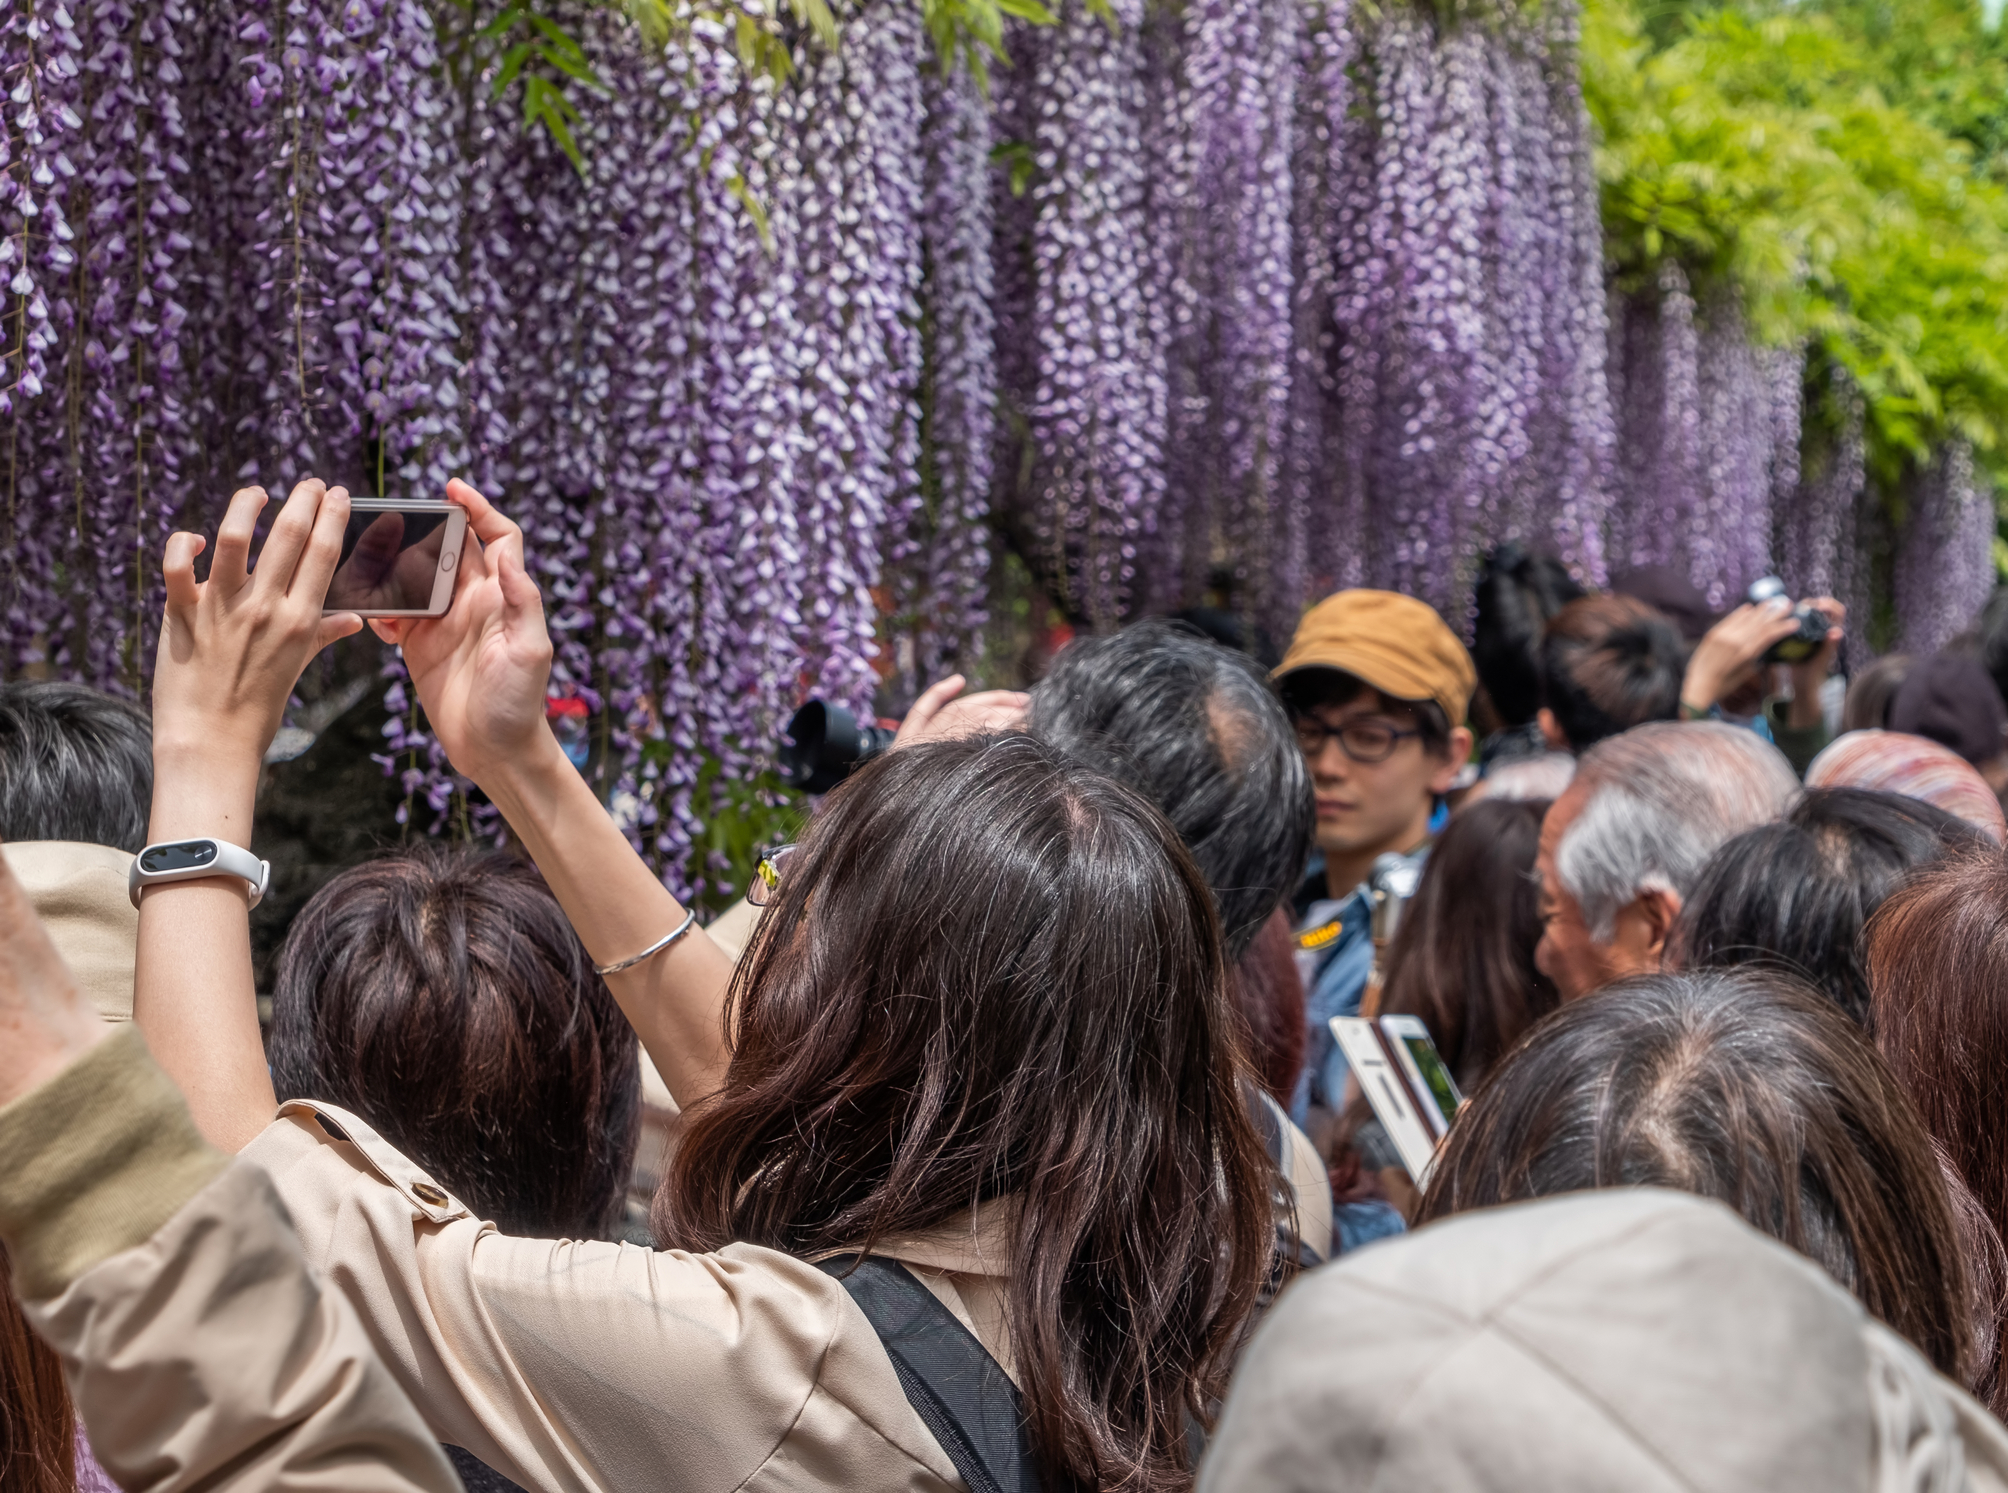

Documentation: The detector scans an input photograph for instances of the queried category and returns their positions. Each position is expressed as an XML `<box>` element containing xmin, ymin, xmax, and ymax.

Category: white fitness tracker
<box><xmin>128</xmin><ymin>838</ymin><xmax>271</xmax><ymax>909</ymax></box>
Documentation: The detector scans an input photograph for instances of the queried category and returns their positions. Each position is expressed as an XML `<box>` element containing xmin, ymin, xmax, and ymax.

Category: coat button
<box><xmin>412</xmin><ymin>1182</ymin><xmax>449</xmax><ymax>1206</ymax></box>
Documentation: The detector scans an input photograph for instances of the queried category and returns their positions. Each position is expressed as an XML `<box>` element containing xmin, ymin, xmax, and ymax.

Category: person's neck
<box><xmin>1323</xmin><ymin>812</ymin><xmax>1433</xmax><ymax>902</ymax></box>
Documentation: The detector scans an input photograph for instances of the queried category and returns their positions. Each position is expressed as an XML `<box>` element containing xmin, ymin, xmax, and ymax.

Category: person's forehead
<box><xmin>1304</xmin><ymin>687</ymin><xmax>1416</xmax><ymax>722</ymax></box>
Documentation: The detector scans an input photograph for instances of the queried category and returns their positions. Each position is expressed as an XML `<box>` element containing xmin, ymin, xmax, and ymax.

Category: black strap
<box><xmin>817</xmin><ymin>1256</ymin><xmax>1042</xmax><ymax>1493</ymax></box>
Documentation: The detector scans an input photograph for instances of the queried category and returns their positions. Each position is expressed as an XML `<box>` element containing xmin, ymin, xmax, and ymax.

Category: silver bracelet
<box><xmin>593</xmin><ymin>909</ymin><xmax>698</xmax><ymax>976</ymax></box>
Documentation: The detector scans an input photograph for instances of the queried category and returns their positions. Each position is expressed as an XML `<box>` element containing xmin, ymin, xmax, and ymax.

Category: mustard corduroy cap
<box><xmin>1274</xmin><ymin>589</ymin><xmax>1477</xmax><ymax>725</ymax></box>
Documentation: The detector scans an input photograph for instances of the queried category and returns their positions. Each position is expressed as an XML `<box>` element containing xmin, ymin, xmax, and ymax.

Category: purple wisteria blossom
<box><xmin>1608</xmin><ymin>259</ymin><xmax>1702</xmax><ymax>580</ymax></box>
<box><xmin>7</xmin><ymin>0</ymin><xmax>1988</xmax><ymax>892</ymax></box>
<box><xmin>1276</xmin><ymin>4</ymin><xmax>1612</xmax><ymax>623</ymax></box>
<box><xmin>0</xmin><ymin>0</ymin><xmax>82</xmax><ymax>677</ymax></box>
<box><xmin>1896</xmin><ymin>439</ymin><xmax>1992</xmax><ymax>656</ymax></box>
<box><xmin>1281</xmin><ymin>0</ymin><xmax>1362</xmax><ymax>605</ymax></box>
<box><xmin>1008</xmin><ymin>0</ymin><xmax>1166</xmax><ymax>628</ymax></box>
<box><xmin>1154</xmin><ymin>0</ymin><xmax>1297</xmax><ymax>619</ymax></box>
<box><xmin>898</xmin><ymin>61</ymin><xmax>995</xmax><ymax>687</ymax></box>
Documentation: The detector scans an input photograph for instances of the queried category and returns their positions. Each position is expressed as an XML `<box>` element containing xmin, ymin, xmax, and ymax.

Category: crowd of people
<box><xmin>7</xmin><ymin>478</ymin><xmax>2008</xmax><ymax>1489</ymax></box>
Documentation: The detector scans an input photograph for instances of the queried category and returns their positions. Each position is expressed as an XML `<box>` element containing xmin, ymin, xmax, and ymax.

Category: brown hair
<box><xmin>656</xmin><ymin>734</ymin><xmax>1272</xmax><ymax>1491</ymax></box>
<box><xmin>1227</xmin><ymin>909</ymin><xmax>1308</xmax><ymax>1105</ymax></box>
<box><xmin>1377</xmin><ymin>797</ymin><xmax>1558</xmax><ymax>1091</ymax></box>
<box><xmin>267</xmin><ymin>845</ymin><xmax>641</xmax><ymax>1240</ymax></box>
<box><xmin>1844</xmin><ymin>653</ymin><xmax>1913</xmax><ymax>733</ymax></box>
<box><xmin>1</xmin><ymin>1244</ymin><xmax>75</xmax><ymax>1493</ymax></box>
<box><xmin>1538</xmin><ymin>593</ymin><xmax>1685</xmax><ymax>751</ymax></box>
<box><xmin>1419</xmin><ymin>969</ymin><xmax>1975</xmax><ymax>1387</ymax></box>
<box><xmin>1867</xmin><ymin>850</ymin><xmax>2008</xmax><ymax>1414</ymax></box>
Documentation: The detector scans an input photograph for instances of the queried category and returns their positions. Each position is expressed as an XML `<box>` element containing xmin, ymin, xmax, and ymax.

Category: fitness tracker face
<box><xmin>129</xmin><ymin>838</ymin><xmax>271</xmax><ymax>909</ymax></box>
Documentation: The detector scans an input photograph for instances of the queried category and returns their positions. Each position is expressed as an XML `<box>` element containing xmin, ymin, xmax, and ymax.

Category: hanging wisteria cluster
<box><xmin>1895</xmin><ymin>439</ymin><xmax>1993</xmax><ymax>657</ymax></box>
<box><xmin>991</xmin><ymin>0</ymin><xmax>1620</xmax><ymax>627</ymax></box>
<box><xmin>1606</xmin><ymin>268</ymin><xmax>1800</xmax><ymax>607</ymax></box>
<box><xmin>2</xmin><ymin>0</ymin><xmax>1998</xmax><ymax>888</ymax></box>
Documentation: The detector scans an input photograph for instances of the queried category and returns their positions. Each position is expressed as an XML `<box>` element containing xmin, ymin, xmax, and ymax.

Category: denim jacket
<box><xmin>1290</xmin><ymin>847</ymin><xmax>1430</xmax><ymax>1254</ymax></box>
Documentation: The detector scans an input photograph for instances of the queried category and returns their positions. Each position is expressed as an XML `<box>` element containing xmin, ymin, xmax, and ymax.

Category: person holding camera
<box><xmin>101</xmin><ymin>476</ymin><xmax>1272</xmax><ymax>1493</ymax></box>
<box><xmin>1677</xmin><ymin>584</ymin><xmax>1847</xmax><ymax>776</ymax></box>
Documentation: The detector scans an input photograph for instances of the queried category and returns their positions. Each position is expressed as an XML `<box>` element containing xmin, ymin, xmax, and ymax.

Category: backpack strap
<box><xmin>817</xmin><ymin>1256</ymin><xmax>1042</xmax><ymax>1493</ymax></box>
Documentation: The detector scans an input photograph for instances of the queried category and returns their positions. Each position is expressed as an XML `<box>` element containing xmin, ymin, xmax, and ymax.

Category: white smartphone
<box><xmin>1379</xmin><ymin>1014</ymin><xmax>1464</xmax><ymax>1139</ymax></box>
<box><xmin>322</xmin><ymin>498</ymin><xmax>467</xmax><ymax>618</ymax></box>
<box><xmin>1330</xmin><ymin>1016</ymin><xmax>1441</xmax><ymax>1184</ymax></box>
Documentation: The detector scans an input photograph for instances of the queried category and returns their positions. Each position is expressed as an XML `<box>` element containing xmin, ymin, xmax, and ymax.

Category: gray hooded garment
<box><xmin>1202</xmin><ymin>1188</ymin><xmax>2008</xmax><ymax>1493</ymax></box>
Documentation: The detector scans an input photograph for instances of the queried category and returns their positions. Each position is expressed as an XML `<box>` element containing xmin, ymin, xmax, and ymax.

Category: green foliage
<box><xmin>1583</xmin><ymin>0</ymin><xmax>2008</xmax><ymax>489</ymax></box>
<box><xmin>478</xmin><ymin>4</ymin><xmax>608</xmax><ymax>171</ymax></box>
<box><xmin>471</xmin><ymin>0</ymin><xmax>1061</xmax><ymax>178</ymax></box>
<box><xmin>675</xmin><ymin>753</ymin><xmax>809</xmax><ymax>917</ymax></box>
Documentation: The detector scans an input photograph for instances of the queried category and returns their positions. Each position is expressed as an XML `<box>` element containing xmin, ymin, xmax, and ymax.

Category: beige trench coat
<box><xmin>0</xmin><ymin>1027</ymin><xmax>460</xmax><ymax>1493</ymax></box>
<box><xmin>240</xmin><ymin>1095</ymin><xmax>1012</xmax><ymax>1493</ymax></box>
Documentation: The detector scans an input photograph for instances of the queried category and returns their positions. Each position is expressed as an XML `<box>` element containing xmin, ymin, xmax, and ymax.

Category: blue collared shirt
<box><xmin>1289</xmin><ymin>886</ymin><xmax>1377</xmax><ymax>1128</ymax></box>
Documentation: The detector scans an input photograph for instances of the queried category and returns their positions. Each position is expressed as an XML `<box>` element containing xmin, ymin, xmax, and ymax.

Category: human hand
<box><xmin>1681</xmin><ymin>599</ymin><xmax>1803</xmax><ymax>714</ymax></box>
<box><xmin>0</xmin><ymin>844</ymin><xmax>107</xmax><ymax>1107</ymax></box>
<box><xmin>1785</xmin><ymin>598</ymin><xmax>1846</xmax><ymax>729</ymax></box>
<box><xmin>153</xmin><ymin>481</ymin><xmax>363</xmax><ymax>772</ymax></box>
<box><xmin>893</xmin><ymin>674</ymin><xmax>1030</xmax><ymax>748</ymax></box>
<box><xmin>371</xmin><ymin>479</ymin><xmax>555</xmax><ymax>786</ymax></box>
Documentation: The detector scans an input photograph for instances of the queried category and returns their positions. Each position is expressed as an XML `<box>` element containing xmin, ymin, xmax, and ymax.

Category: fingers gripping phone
<box><xmin>321</xmin><ymin>499</ymin><xmax>467</xmax><ymax>618</ymax></box>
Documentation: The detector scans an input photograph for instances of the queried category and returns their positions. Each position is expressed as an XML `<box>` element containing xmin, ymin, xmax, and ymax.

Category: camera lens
<box><xmin>779</xmin><ymin>701</ymin><xmax>896</xmax><ymax>794</ymax></box>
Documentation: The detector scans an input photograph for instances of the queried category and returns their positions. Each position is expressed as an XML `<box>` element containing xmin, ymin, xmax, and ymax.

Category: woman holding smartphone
<box><xmin>122</xmin><ymin>478</ymin><xmax>1271</xmax><ymax>1492</ymax></box>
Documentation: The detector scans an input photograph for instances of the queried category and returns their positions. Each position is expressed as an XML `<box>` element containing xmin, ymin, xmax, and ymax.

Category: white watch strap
<box><xmin>129</xmin><ymin>839</ymin><xmax>272</xmax><ymax>910</ymax></box>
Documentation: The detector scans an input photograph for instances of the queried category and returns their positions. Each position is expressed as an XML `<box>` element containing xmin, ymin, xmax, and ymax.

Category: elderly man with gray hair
<box><xmin>1534</xmin><ymin>721</ymin><xmax>1800</xmax><ymax>1000</ymax></box>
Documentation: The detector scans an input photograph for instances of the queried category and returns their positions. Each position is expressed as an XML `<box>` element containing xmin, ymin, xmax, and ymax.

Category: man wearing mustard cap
<box><xmin>1274</xmin><ymin>591</ymin><xmax>1474</xmax><ymax>1177</ymax></box>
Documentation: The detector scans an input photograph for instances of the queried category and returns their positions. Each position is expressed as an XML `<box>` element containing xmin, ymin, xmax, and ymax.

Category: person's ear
<box><xmin>1428</xmin><ymin>726</ymin><xmax>1477</xmax><ymax>796</ymax></box>
<box><xmin>1537</xmin><ymin>708</ymin><xmax>1568</xmax><ymax>752</ymax></box>
<box><xmin>1638</xmin><ymin>886</ymin><xmax>1682</xmax><ymax>962</ymax></box>
<box><xmin>1604</xmin><ymin>886</ymin><xmax>1683</xmax><ymax>977</ymax></box>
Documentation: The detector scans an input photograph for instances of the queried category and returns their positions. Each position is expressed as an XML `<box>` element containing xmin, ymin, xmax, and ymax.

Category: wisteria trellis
<box><xmin>0</xmin><ymin>0</ymin><xmax>1993</xmax><ymax>887</ymax></box>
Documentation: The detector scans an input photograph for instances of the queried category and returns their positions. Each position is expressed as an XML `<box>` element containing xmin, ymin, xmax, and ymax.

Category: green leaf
<box><xmin>728</xmin><ymin>173</ymin><xmax>775</xmax><ymax>252</ymax></box>
<box><xmin>490</xmin><ymin>41</ymin><xmax>534</xmax><ymax>96</ymax></box>
<box><xmin>995</xmin><ymin>0</ymin><xmax>1057</xmax><ymax>22</ymax></box>
<box><xmin>522</xmin><ymin>74</ymin><xmax>586</xmax><ymax>175</ymax></box>
<box><xmin>788</xmin><ymin>0</ymin><xmax>842</xmax><ymax>53</ymax></box>
<box><xmin>476</xmin><ymin>4</ymin><xmax>527</xmax><ymax>40</ymax></box>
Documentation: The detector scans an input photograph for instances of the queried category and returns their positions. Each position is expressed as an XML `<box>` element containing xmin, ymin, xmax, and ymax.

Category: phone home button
<box><xmin>440</xmin><ymin>547</ymin><xmax>456</xmax><ymax>572</ymax></box>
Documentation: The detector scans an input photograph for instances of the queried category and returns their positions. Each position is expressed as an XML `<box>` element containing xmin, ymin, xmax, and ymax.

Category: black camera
<box><xmin>1746</xmin><ymin>576</ymin><xmax>1832</xmax><ymax>666</ymax></box>
<box><xmin>778</xmin><ymin>700</ymin><xmax>897</xmax><ymax>794</ymax></box>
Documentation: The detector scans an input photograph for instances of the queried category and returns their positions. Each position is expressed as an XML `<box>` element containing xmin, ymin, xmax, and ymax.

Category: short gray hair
<box><xmin>1556</xmin><ymin>721</ymin><xmax>1799</xmax><ymax>940</ymax></box>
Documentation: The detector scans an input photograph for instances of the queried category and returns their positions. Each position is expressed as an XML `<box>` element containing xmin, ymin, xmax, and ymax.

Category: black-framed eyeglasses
<box><xmin>1292</xmin><ymin>716</ymin><xmax>1421</xmax><ymax>765</ymax></box>
<box><xmin>748</xmin><ymin>844</ymin><xmax>798</xmax><ymax>907</ymax></box>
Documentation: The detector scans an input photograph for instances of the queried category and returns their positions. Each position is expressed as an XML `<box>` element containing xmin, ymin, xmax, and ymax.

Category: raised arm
<box><xmin>0</xmin><ymin>847</ymin><xmax>461</xmax><ymax>1493</ymax></box>
<box><xmin>369</xmin><ymin>480</ymin><xmax>736</xmax><ymax>1105</ymax></box>
<box><xmin>137</xmin><ymin>480</ymin><xmax>363</xmax><ymax>1150</ymax></box>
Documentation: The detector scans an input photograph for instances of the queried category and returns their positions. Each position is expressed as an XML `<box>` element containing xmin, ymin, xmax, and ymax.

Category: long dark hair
<box><xmin>1</xmin><ymin>1244</ymin><xmax>75</xmax><ymax>1493</ymax></box>
<box><xmin>267</xmin><ymin>845</ymin><xmax>641</xmax><ymax>1239</ymax></box>
<box><xmin>1376</xmin><ymin>797</ymin><xmax>1557</xmax><ymax>1091</ymax></box>
<box><xmin>1868</xmin><ymin>849</ymin><xmax>2008</xmax><ymax>1415</ymax></box>
<box><xmin>1675</xmin><ymin>788</ymin><xmax>1979</xmax><ymax>1027</ymax></box>
<box><xmin>656</xmin><ymin>734</ymin><xmax>1273</xmax><ymax>1490</ymax></box>
<box><xmin>1227</xmin><ymin>909</ymin><xmax>1307</xmax><ymax>1105</ymax></box>
<box><xmin>1420</xmin><ymin>969</ymin><xmax>1974</xmax><ymax>1387</ymax></box>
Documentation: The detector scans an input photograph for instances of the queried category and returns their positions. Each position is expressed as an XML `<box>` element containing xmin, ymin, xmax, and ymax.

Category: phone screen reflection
<box><xmin>326</xmin><ymin>509</ymin><xmax>450</xmax><ymax>612</ymax></box>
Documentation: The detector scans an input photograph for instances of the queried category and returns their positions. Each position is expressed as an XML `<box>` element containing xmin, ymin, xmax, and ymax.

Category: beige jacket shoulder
<box><xmin>0</xmin><ymin>1028</ymin><xmax>459</xmax><ymax>1493</ymax></box>
<box><xmin>243</xmin><ymin>1098</ymin><xmax>1007</xmax><ymax>1493</ymax></box>
<box><xmin>2</xmin><ymin>840</ymin><xmax>138</xmax><ymax>1022</ymax></box>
